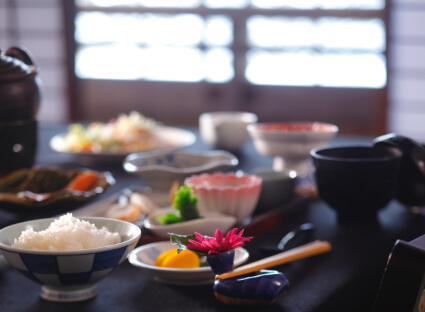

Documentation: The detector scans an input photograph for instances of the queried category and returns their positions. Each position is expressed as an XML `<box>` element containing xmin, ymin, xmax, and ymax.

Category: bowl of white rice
<box><xmin>0</xmin><ymin>213</ymin><xmax>141</xmax><ymax>302</ymax></box>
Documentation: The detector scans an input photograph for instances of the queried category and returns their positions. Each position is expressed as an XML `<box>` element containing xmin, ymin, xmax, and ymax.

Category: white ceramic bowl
<box><xmin>128</xmin><ymin>241</ymin><xmax>249</xmax><ymax>285</ymax></box>
<box><xmin>199</xmin><ymin>111</ymin><xmax>258</xmax><ymax>151</ymax></box>
<box><xmin>0</xmin><ymin>217</ymin><xmax>141</xmax><ymax>302</ymax></box>
<box><xmin>184</xmin><ymin>172</ymin><xmax>262</xmax><ymax>223</ymax></box>
<box><xmin>123</xmin><ymin>150</ymin><xmax>238</xmax><ymax>190</ymax></box>
<box><xmin>248</xmin><ymin>122</ymin><xmax>338</xmax><ymax>176</ymax></box>
<box><xmin>144</xmin><ymin>207</ymin><xmax>237</xmax><ymax>238</ymax></box>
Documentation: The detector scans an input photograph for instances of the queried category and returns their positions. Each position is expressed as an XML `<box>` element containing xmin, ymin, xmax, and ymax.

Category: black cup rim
<box><xmin>310</xmin><ymin>145</ymin><xmax>403</xmax><ymax>162</ymax></box>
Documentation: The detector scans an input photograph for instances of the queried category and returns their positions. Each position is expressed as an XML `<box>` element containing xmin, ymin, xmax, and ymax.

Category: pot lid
<box><xmin>373</xmin><ymin>133</ymin><xmax>425</xmax><ymax>206</ymax></box>
<box><xmin>0</xmin><ymin>47</ymin><xmax>37</xmax><ymax>82</ymax></box>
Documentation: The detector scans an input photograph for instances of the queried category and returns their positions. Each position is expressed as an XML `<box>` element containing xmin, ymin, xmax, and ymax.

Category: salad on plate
<box><xmin>63</xmin><ymin>111</ymin><xmax>161</xmax><ymax>154</ymax></box>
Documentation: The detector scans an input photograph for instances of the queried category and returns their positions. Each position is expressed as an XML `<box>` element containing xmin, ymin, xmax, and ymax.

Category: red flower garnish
<box><xmin>186</xmin><ymin>228</ymin><xmax>253</xmax><ymax>256</ymax></box>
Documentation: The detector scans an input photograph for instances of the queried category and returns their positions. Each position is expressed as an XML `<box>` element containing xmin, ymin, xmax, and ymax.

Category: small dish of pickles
<box><xmin>128</xmin><ymin>241</ymin><xmax>249</xmax><ymax>285</ymax></box>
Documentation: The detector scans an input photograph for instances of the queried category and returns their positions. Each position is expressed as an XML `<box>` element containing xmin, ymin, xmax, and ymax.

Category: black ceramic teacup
<box><xmin>311</xmin><ymin>145</ymin><xmax>402</xmax><ymax>223</ymax></box>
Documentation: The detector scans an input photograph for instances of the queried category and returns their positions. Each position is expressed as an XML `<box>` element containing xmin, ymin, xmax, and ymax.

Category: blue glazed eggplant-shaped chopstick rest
<box><xmin>213</xmin><ymin>269</ymin><xmax>290</xmax><ymax>306</ymax></box>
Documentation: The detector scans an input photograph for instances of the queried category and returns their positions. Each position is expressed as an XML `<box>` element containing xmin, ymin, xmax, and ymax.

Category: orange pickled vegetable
<box><xmin>155</xmin><ymin>248</ymin><xmax>200</xmax><ymax>269</ymax></box>
<box><xmin>66</xmin><ymin>171</ymin><xmax>98</xmax><ymax>192</ymax></box>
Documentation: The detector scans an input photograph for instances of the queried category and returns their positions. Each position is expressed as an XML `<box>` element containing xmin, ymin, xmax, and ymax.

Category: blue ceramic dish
<box><xmin>213</xmin><ymin>269</ymin><xmax>290</xmax><ymax>305</ymax></box>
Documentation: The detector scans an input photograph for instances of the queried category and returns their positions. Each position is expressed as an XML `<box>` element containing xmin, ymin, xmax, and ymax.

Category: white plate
<box><xmin>50</xmin><ymin>126</ymin><xmax>196</xmax><ymax>163</ymax></box>
<box><xmin>128</xmin><ymin>241</ymin><xmax>249</xmax><ymax>285</ymax></box>
<box><xmin>144</xmin><ymin>207</ymin><xmax>237</xmax><ymax>238</ymax></box>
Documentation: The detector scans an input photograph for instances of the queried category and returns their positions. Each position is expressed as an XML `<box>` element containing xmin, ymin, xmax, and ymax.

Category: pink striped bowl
<box><xmin>184</xmin><ymin>172</ymin><xmax>262</xmax><ymax>223</ymax></box>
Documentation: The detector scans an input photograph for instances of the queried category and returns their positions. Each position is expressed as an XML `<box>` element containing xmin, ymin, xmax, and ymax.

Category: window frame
<box><xmin>64</xmin><ymin>1</ymin><xmax>390</xmax><ymax>135</ymax></box>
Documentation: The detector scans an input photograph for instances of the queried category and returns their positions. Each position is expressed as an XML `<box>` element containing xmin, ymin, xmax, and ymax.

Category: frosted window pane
<box><xmin>318</xmin><ymin>18</ymin><xmax>385</xmax><ymax>51</ymax></box>
<box><xmin>248</xmin><ymin>17</ymin><xmax>316</xmax><ymax>48</ymax></box>
<box><xmin>204</xmin><ymin>16</ymin><xmax>233</xmax><ymax>46</ymax></box>
<box><xmin>77</xmin><ymin>0</ymin><xmax>200</xmax><ymax>8</ymax></box>
<box><xmin>133</xmin><ymin>0</ymin><xmax>200</xmax><ymax>7</ymax></box>
<box><xmin>246</xmin><ymin>51</ymin><xmax>316</xmax><ymax>86</ymax></box>
<box><xmin>76</xmin><ymin>45</ymin><xmax>145</xmax><ymax>80</ymax></box>
<box><xmin>205</xmin><ymin>48</ymin><xmax>234</xmax><ymax>82</ymax></box>
<box><xmin>140</xmin><ymin>47</ymin><xmax>204</xmax><ymax>82</ymax></box>
<box><xmin>252</xmin><ymin>0</ymin><xmax>316</xmax><ymax>9</ymax></box>
<box><xmin>251</xmin><ymin>0</ymin><xmax>384</xmax><ymax>10</ymax></box>
<box><xmin>248</xmin><ymin>16</ymin><xmax>385</xmax><ymax>51</ymax></box>
<box><xmin>316</xmin><ymin>0</ymin><xmax>384</xmax><ymax>9</ymax></box>
<box><xmin>246</xmin><ymin>50</ymin><xmax>386</xmax><ymax>88</ymax></box>
<box><xmin>204</xmin><ymin>0</ymin><xmax>248</xmax><ymax>9</ymax></box>
<box><xmin>317</xmin><ymin>53</ymin><xmax>386</xmax><ymax>88</ymax></box>
<box><xmin>76</xmin><ymin>12</ymin><xmax>204</xmax><ymax>46</ymax></box>
<box><xmin>76</xmin><ymin>45</ymin><xmax>232</xmax><ymax>82</ymax></box>
<box><xmin>76</xmin><ymin>13</ymin><xmax>140</xmax><ymax>44</ymax></box>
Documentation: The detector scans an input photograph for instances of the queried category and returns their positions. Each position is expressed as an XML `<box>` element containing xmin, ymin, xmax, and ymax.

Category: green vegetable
<box><xmin>173</xmin><ymin>184</ymin><xmax>200</xmax><ymax>221</ymax></box>
<box><xmin>156</xmin><ymin>185</ymin><xmax>200</xmax><ymax>225</ymax></box>
<box><xmin>169</xmin><ymin>232</ymin><xmax>209</xmax><ymax>266</ymax></box>
<box><xmin>170</xmin><ymin>233</ymin><xmax>197</xmax><ymax>252</ymax></box>
<box><xmin>156</xmin><ymin>213</ymin><xmax>181</xmax><ymax>225</ymax></box>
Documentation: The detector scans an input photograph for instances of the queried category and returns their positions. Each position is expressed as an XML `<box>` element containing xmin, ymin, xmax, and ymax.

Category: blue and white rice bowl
<box><xmin>0</xmin><ymin>216</ymin><xmax>141</xmax><ymax>302</ymax></box>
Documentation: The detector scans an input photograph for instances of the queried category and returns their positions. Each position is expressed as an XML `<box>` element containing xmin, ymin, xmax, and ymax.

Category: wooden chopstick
<box><xmin>215</xmin><ymin>240</ymin><xmax>332</xmax><ymax>280</ymax></box>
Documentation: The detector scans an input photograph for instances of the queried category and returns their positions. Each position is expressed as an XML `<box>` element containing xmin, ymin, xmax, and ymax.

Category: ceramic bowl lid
<box><xmin>0</xmin><ymin>47</ymin><xmax>36</xmax><ymax>82</ymax></box>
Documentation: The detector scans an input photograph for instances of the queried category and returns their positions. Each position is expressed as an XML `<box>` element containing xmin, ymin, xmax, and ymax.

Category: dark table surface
<box><xmin>1</xmin><ymin>124</ymin><xmax>425</xmax><ymax>312</ymax></box>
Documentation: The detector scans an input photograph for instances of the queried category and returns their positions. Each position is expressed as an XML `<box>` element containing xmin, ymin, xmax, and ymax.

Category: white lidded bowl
<box><xmin>123</xmin><ymin>150</ymin><xmax>238</xmax><ymax>190</ymax></box>
<box><xmin>184</xmin><ymin>172</ymin><xmax>262</xmax><ymax>223</ymax></box>
<box><xmin>0</xmin><ymin>216</ymin><xmax>141</xmax><ymax>302</ymax></box>
<box><xmin>199</xmin><ymin>111</ymin><xmax>258</xmax><ymax>151</ymax></box>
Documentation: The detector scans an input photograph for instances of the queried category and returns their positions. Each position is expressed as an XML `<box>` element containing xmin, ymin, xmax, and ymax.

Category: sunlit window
<box><xmin>75</xmin><ymin>0</ymin><xmax>387</xmax><ymax>88</ymax></box>
<box><xmin>251</xmin><ymin>0</ymin><xmax>384</xmax><ymax>10</ymax></box>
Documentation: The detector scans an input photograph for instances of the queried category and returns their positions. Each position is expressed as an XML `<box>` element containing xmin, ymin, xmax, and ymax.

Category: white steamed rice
<box><xmin>13</xmin><ymin>213</ymin><xmax>121</xmax><ymax>251</ymax></box>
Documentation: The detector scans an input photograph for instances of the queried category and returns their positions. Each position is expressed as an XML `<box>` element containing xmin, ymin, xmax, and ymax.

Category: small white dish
<box><xmin>123</xmin><ymin>150</ymin><xmax>238</xmax><ymax>190</ymax></box>
<box><xmin>128</xmin><ymin>241</ymin><xmax>249</xmax><ymax>285</ymax></box>
<box><xmin>50</xmin><ymin>126</ymin><xmax>196</xmax><ymax>164</ymax></box>
<box><xmin>144</xmin><ymin>207</ymin><xmax>237</xmax><ymax>238</ymax></box>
